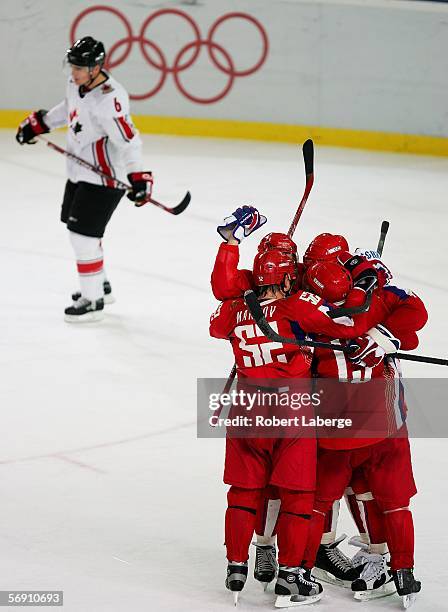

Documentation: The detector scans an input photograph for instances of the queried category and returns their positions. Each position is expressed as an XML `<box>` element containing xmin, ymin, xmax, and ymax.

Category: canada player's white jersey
<box><xmin>44</xmin><ymin>72</ymin><xmax>142</xmax><ymax>187</ymax></box>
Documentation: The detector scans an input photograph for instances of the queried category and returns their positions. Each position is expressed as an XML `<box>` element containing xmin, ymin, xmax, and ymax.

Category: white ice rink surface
<box><xmin>1</xmin><ymin>130</ymin><xmax>447</xmax><ymax>611</ymax></box>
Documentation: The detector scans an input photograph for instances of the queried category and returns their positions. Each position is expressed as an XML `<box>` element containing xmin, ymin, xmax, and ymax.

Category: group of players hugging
<box><xmin>209</xmin><ymin>205</ymin><xmax>428</xmax><ymax>609</ymax></box>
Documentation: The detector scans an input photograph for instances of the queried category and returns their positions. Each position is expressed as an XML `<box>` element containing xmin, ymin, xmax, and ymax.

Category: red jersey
<box><xmin>211</xmin><ymin>242</ymin><xmax>305</xmax><ymax>301</ymax></box>
<box><xmin>211</xmin><ymin>243</ymin><xmax>253</xmax><ymax>301</ymax></box>
<box><xmin>316</xmin><ymin>286</ymin><xmax>427</xmax><ymax>450</ymax></box>
<box><xmin>210</xmin><ymin>290</ymin><xmax>372</xmax><ymax>379</ymax></box>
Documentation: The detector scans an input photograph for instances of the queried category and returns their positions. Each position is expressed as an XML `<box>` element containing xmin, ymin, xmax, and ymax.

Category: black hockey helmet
<box><xmin>66</xmin><ymin>36</ymin><xmax>106</xmax><ymax>68</ymax></box>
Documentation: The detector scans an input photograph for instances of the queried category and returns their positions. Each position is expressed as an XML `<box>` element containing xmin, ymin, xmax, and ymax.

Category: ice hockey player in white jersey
<box><xmin>16</xmin><ymin>36</ymin><xmax>153</xmax><ymax>322</ymax></box>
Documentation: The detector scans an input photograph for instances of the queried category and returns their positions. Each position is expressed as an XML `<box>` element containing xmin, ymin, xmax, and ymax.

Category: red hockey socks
<box><xmin>225</xmin><ymin>487</ymin><xmax>261</xmax><ymax>562</ymax></box>
<box><xmin>383</xmin><ymin>508</ymin><xmax>415</xmax><ymax>570</ymax></box>
<box><xmin>276</xmin><ymin>489</ymin><xmax>314</xmax><ymax>567</ymax></box>
<box><xmin>301</xmin><ymin>499</ymin><xmax>331</xmax><ymax>569</ymax></box>
<box><xmin>356</xmin><ymin>494</ymin><xmax>387</xmax><ymax>547</ymax></box>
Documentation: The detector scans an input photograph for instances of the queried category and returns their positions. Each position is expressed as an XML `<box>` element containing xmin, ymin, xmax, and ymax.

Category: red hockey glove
<box><xmin>16</xmin><ymin>110</ymin><xmax>49</xmax><ymax>145</ymax></box>
<box><xmin>348</xmin><ymin>325</ymin><xmax>400</xmax><ymax>368</ymax></box>
<box><xmin>343</xmin><ymin>255</ymin><xmax>378</xmax><ymax>293</ymax></box>
<box><xmin>127</xmin><ymin>171</ymin><xmax>153</xmax><ymax>206</ymax></box>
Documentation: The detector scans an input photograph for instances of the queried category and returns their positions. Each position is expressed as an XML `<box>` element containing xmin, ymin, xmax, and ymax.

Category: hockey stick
<box><xmin>243</xmin><ymin>290</ymin><xmax>448</xmax><ymax>366</ymax></box>
<box><xmin>288</xmin><ymin>139</ymin><xmax>314</xmax><ymax>238</ymax></box>
<box><xmin>39</xmin><ymin>137</ymin><xmax>190</xmax><ymax>215</ymax></box>
<box><xmin>213</xmin><ymin>141</ymin><xmax>315</xmax><ymax>420</ymax></box>
<box><xmin>377</xmin><ymin>220</ymin><xmax>389</xmax><ymax>257</ymax></box>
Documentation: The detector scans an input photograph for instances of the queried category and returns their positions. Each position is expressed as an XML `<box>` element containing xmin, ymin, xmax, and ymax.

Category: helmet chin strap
<box><xmin>85</xmin><ymin>67</ymin><xmax>96</xmax><ymax>88</ymax></box>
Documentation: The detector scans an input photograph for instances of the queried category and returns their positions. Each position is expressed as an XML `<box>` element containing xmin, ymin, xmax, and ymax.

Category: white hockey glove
<box><xmin>348</xmin><ymin>325</ymin><xmax>400</xmax><ymax>368</ymax></box>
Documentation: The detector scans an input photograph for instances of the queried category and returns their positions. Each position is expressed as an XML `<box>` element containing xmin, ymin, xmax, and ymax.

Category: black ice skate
<box><xmin>351</xmin><ymin>552</ymin><xmax>396</xmax><ymax>601</ymax></box>
<box><xmin>225</xmin><ymin>561</ymin><xmax>248</xmax><ymax>606</ymax></box>
<box><xmin>312</xmin><ymin>534</ymin><xmax>361</xmax><ymax>587</ymax></box>
<box><xmin>72</xmin><ymin>280</ymin><xmax>115</xmax><ymax>305</ymax></box>
<box><xmin>392</xmin><ymin>568</ymin><xmax>421</xmax><ymax>609</ymax></box>
<box><xmin>64</xmin><ymin>297</ymin><xmax>104</xmax><ymax>323</ymax></box>
<box><xmin>275</xmin><ymin>566</ymin><xmax>323</xmax><ymax>607</ymax></box>
<box><xmin>253</xmin><ymin>543</ymin><xmax>278</xmax><ymax>590</ymax></box>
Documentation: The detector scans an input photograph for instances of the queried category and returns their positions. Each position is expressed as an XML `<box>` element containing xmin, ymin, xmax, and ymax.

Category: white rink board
<box><xmin>1</xmin><ymin>0</ymin><xmax>448</xmax><ymax>135</ymax></box>
<box><xmin>1</xmin><ymin>130</ymin><xmax>448</xmax><ymax>610</ymax></box>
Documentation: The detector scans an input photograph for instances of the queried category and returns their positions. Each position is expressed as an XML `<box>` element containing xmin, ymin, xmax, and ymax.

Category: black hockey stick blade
<box><xmin>146</xmin><ymin>191</ymin><xmax>191</xmax><ymax>215</ymax></box>
<box><xmin>377</xmin><ymin>220</ymin><xmax>390</xmax><ymax>256</ymax></box>
<box><xmin>328</xmin><ymin>292</ymin><xmax>372</xmax><ymax>319</ymax></box>
<box><xmin>243</xmin><ymin>291</ymin><xmax>350</xmax><ymax>353</ymax></box>
<box><xmin>302</xmin><ymin>139</ymin><xmax>314</xmax><ymax>177</ymax></box>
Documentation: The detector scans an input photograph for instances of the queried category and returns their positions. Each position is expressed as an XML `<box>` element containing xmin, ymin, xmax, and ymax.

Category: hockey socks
<box><xmin>225</xmin><ymin>487</ymin><xmax>260</xmax><ymax>562</ymax></box>
<box><xmin>383</xmin><ymin>507</ymin><xmax>415</xmax><ymax>570</ymax></box>
<box><xmin>69</xmin><ymin>231</ymin><xmax>104</xmax><ymax>301</ymax></box>
<box><xmin>276</xmin><ymin>489</ymin><xmax>313</xmax><ymax>567</ymax></box>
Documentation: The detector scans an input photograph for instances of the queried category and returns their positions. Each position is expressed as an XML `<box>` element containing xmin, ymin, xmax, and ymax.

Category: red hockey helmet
<box><xmin>304</xmin><ymin>261</ymin><xmax>353</xmax><ymax>303</ymax></box>
<box><xmin>257</xmin><ymin>232</ymin><xmax>298</xmax><ymax>255</ymax></box>
<box><xmin>253</xmin><ymin>249</ymin><xmax>297</xmax><ymax>287</ymax></box>
<box><xmin>303</xmin><ymin>233</ymin><xmax>350</xmax><ymax>268</ymax></box>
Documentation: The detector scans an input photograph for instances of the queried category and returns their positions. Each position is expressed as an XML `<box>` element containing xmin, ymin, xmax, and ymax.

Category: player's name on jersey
<box><xmin>236</xmin><ymin>304</ymin><xmax>277</xmax><ymax>324</ymax></box>
<box><xmin>209</xmin><ymin>414</ymin><xmax>352</xmax><ymax>429</ymax></box>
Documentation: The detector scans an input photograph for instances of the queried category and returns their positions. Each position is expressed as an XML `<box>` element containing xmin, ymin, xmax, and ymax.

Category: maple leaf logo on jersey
<box><xmin>101</xmin><ymin>84</ymin><xmax>114</xmax><ymax>94</ymax></box>
<box><xmin>72</xmin><ymin>122</ymin><xmax>83</xmax><ymax>134</ymax></box>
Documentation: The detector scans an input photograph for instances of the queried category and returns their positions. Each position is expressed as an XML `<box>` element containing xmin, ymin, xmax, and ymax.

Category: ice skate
<box><xmin>253</xmin><ymin>542</ymin><xmax>278</xmax><ymax>590</ymax></box>
<box><xmin>349</xmin><ymin>535</ymin><xmax>371</xmax><ymax>573</ymax></box>
<box><xmin>72</xmin><ymin>280</ymin><xmax>115</xmax><ymax>305</ymax></box>
<box><xmin>225</xmin><ymin>561</ymin><xmax>248</xmax><ymax>606</ymax></box>
<box><xmin>275</xmin><ymin>566</ymin><xmax>323</xmax><ymax>607</ymax></box>
<box><xmin>64</xmin><ymin>297</ymin><xmax>104</xmax><ymax>322</ymax></box>
<box><xmin>312</xmin><ymin>534</ymin><xmax>360</xmax><ymax>587</ymax></box>
<box><xmin>351</xmin><ymin>552</ymin><xmax>396</xmax><ymax>601</ymax></box>
<box><xmin>392</xmin><ymin>568</ymin><xmax>421</xmax><ymax>609</ymax></box>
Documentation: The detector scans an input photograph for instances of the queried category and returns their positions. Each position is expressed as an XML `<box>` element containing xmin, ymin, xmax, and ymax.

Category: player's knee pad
<box><xmin>69</xmin><ymin>230</ymin><xmax>102</xmax><ymax>259</ymax></box>
<box><xmin>278</xmin><ymin>489</ymin><xmax>314</xmax><ymax>519</ymax></box>
<box><xmin>227</xmin><ymin>486</ymin><xmax>261</xmax><ymax>514</ymax></box>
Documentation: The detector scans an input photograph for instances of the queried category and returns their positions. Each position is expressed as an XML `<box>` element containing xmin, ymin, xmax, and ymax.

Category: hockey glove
<box><xmin>354</xmin><ymin>248</ymin><xmax>393</xmax><ymax>288</ymax></box>
<box><xmin>217</xmin><ymin>206</ymin><xmax>267</xmax><ymax>244</ymax></box>
<box><xmin>343</xmin><ymin>255</ymin><xmax>378</xmax><ymax>294</ymax></box>
<box><xmin>348</xmin><ymin>325</ymin><xmax>400</xmax><ymax>368</ymax></box>
<box><xmin>16</xmin><ymin>110</ymin><xmax>49</xmax><ymax>145</ymax></box>
<box><xmin>127</xmin><ymin>171</ymin><xmax>153</xmax><ymax>206</ymax></box>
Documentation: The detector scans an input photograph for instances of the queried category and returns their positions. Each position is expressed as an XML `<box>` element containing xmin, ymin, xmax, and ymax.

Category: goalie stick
<box><xmin>39</xmin><ymin>137</ymin><xmax>190</xmax><ymax>215</ymax></box>
<box><xmin>215</xmin><ymin>140</ymin><xmax>315</xmax><ymax>420</ymax></box>
<box><xmin>243</xmin><ymin>290</ymin><xmax>448</xmax><ymax>366</ymax></box>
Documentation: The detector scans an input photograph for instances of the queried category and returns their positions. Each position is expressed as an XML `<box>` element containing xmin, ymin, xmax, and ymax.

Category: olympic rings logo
<box><xmin>70</xmin><ymin>6</ymin><xmax>269</xmax><ymax>104</ymax></box>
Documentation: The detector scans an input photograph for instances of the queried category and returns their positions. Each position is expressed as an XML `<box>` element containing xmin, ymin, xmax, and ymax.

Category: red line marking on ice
<box><xmin>53</xmin><ymin>454</ymin><xmax>107</xmax><ymax>474</ymax></box>
<box><xmin>0</xmin><ymin>421</ymin><xmax>195</xmax><ymax>466</ymax></box>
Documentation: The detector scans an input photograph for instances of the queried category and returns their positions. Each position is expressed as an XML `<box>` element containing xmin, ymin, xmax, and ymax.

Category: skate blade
<box><xmin>64</xmin><ymin>311</ymin><xmax>104</xmax><ymax>323</ymax></box>
<box><xmin>233</xmin><ymin>591</ymin><xmax>239</xmax><ymax>606</ymax></box>
<box><xmin>403</xmin><ymin>593</ymin><xmax>417</xmax><ymax>609</ymax></box>
<box><xmin>275</xmin><ymin>593</ymin><xmax>322</xmax><ymax>608</ymax></box>
<box><xmin>353</xmin><ymin>583</ymin><xmax>396</xmax><ymax>601</ymax></box>
<box><xmin>312</xmin><ymin>567</ymin><xmax>352</xmax><ymax>588</ymax></box>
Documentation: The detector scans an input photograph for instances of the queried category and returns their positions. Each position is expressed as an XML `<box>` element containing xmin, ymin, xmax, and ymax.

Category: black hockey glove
<box><xmin>127</xmin><ymin>171</ymin><xmax>153</xmax><ymax>206</ymax></box>
<box><xmin>16</xmin><ymin>110</ymin><xmax>49</xmax><ymax>145</ymax></box>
